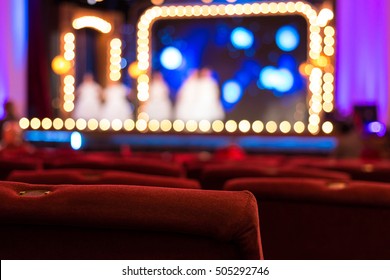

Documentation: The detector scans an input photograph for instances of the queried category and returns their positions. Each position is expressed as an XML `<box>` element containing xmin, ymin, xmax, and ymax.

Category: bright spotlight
<box><xmin>222</xmin><ymin>80</ymin><xmax>243</xmax><ymax>104</ymax></box>
<box><xmin>160</xmin><ymin>47</ymin><xmax>183</xmax><ymax>70</ymax></box>
<box><xmin>230</xmin><ymin>27</ymin><xmax>254</xmax><ymax>50</ymax></box>
<box><xmin>274</xmin><ymin>69</ymin><xmax>294</xmax><ymax>92</ymax></box>
<box><xmin>276</xmin><ymin>25</ymin><xmax>300</xmax><ymax>52</ymax></box>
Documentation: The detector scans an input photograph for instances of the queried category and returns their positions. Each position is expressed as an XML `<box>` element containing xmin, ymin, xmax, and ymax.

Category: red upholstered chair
<box><xmin>289</xmin><ymin>158</ymin><xmax>390</xmax><ymax>183</ymax></box>
<box><xmin>0</xmin><ymin>158</ymin><xmax>41</xmax><ymax>180</ymax></box>
<box><xmin>45</xmin><ymin>157</ymin><xmax>184</xmax><ymax>177</ymax></box>
<box><xmin>200</xmin><ymin>165</ymin><xmax>350</xmax><ymax>190</ymax></box>
<box><xmin>224</xmin><ymin>177</ymin><xmax>390</xmax><ymax>259</ymax></box>
<box><xmin>0</xmin><ymin>181</ymin><xmax>262</xmax><ymax>260</ymax></box>
<box><xmin>8</xmin><ymin>169</ymin><xmax>200</xmax><ymax>189</ymax></box>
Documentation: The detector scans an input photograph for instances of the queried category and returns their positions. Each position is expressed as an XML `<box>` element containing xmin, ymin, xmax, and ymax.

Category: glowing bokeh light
<box><xmin>70</xmin><ymin>131</ymin><xmax>82</xmax><ymax>150</ymax></box>
<box><xmin>230</xmin><ymin>27</ymin><xmax>254</xmax><ymax>50</ymax></box>
<box><xmin>160</xmin><ymin>46</ymin><xmax>183</xmax><ymax>70</ymax></box>
<box><xmin>259</xmin><ymin>66</ymin><xmax>294</xmax><ymax>93</ymax></box>
<box><xmin>276</xmin><ymin>25</ymin><xmax>300</xmax><ymax>52</ymax></box>
<box><xmin>222</xmin><ymin>80</ymin><xmax>243</xmax><ymax>104</ymax></box>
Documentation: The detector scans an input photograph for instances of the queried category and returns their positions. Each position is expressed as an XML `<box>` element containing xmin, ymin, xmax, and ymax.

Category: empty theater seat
<box><xmin>0</xmin><ymin>181</ymin><xmax>262</xmax><ymax>260</ymax></box>
<box><xmin>7</xmin><ymin>169</ymin><xmax>200</xmax><ymax>189</ymax></box>
<box><xmin>44</xmin><ymin>157</ymin><xmax>184</xmax><ymax>177</ymax></box>
<box><xmin>224</xmin><ymin>177</ymin><xmax>390</xmax><ymax>259</ymax></box>
<box><xmin>0</xmin><ymin>157</ymin><xmax>42</xmax><ymax>180</ymax></box>
<box><xmin>200</xmin><ymin>165</ymin><xmax>350</xmax><ymax>190</ymax></box>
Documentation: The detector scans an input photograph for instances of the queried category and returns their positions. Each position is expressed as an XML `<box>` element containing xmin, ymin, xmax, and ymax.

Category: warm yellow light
<box><xmin>76</xmin><ymin>119</ymin><xmax>87</xmax><ymax>130</ymax></box>
<box><xmin>63</xmin><ymin>102</ymin><xmax>75</xmax><ymax>112</ymax></box>
<box><xmin>64</xmin><ymin>32</ymin><xmax>75</xmax><ymax>42</ymax></box>
<box><xmin>87</xmin><ymin>119</ymin><xmax>99</xmax><ymax>131</ymax></box>
<box><xmin>99</xmin><ymin>119</ymin><xmax>111</xmax><ymax>131</ymax></box>
<box><xmin>185</xmin><ymin>120</ymin><xmax>197</xmax><ymax>132</ymax></box>
<box><xmin>19</xmin><ymin>118</ymin><xmax>30</xmax><ymax>130</ymax></box>
<box><xmin>294</xmin><ymin>121</ymin><xmax>305</xmax><ymax>133</ymax></box>
<box><xmin>148</xmin><ymin>119</ymin><xmax>160</xmax><ymax>132</ymax></box>
<box><xmin>64</xmin><ymin>118</ymin><xmax>76</xmax><ymax>130</ymax></box>
<box><xmin>173</xmin><ymin>120</ymin><xmax>185</xmax><ymax>132</ymax></box>
<box><xmin>30</xmin><ymin>118</ymin><xmax>41</xmax><ymax>130</ymax></box>
<box><xmin>322</xmin><ymin>121</ymin><xmax>333</xmax><ymax>134</ymax></box>
<box><xmin>128</xmin><ymin>61</ymin><xmax>145</xmax><ymax>79</ymax></box>
<box><xmin>323</xmin><ymin>73</ymin><xmax>334</xmax><ymax>83</ymax></box>
<box><xmin>317</xmin><ymin>8</ymin><xmax>334</xmax><ymax>27</ymax></box>
<box><xmin>225</xmin><ymin>120</ymin><xmax>237</xmax><ymax>133</ymax></box>
<box><xmin>198</xmin><ymin>120</ymin><xmax>211</xmax><ymax>132</ymax></box>
<box><xmin>151</xmin><ymin>0</ymin><xmax>164</xmax><ymax>5</ymax></box>
<box><xmin>51</xmin><ymin>55</ymin><xmax>72</xmax><ymax>75</ymax></box>
<box><xmin>134</xmin><ymin>119</ymin><xmax>147</xmax><ymax>132</ymax></box>
<box><xmin>266</xmin><ymin>121</ymin><xmax>277</xmax><ymax>133</ymax></box>
<box><xmin>111</xmin><ymin>119</ymin><xmax>123</xmax><ymax>131</ymax></box>
<box><xmin>324</xmin><ymin>26</ymin><xmax>335</xmax><ymax>37</ymax></box>
<box><xmin>212</xmin><ymin>120</ymin><xmax>224</xmax><ymax>133</ymax></box>
<box><xmin>109</xmin><ymin>72</ymin><xmax>121</xmax><ymax>81</ymax></box>
<box><xmin>252</xmin><ymin>120</ymin><xmax>264</xmax><ymax>133</ymax></box>
<box><xmin>238</xmin><ymin>120</ymin><xmax>250</xmax><ymax>133</ymax></box>
<box><xmin>160</xmin><ymin>120</ymin><xmax>172</xmax><ymax>132</ymax></box>
<box><xmin>323</xmin><ymin>102</ymin><xmax>334</xmax><ymax>113</ymax></box>
<box><xmin>308</xmin><ymin>124</ymin><xmax>319</xmax><ymax>134</ymax></box>
<box><xmin>53</xmin><ymin>118</ymin><xmax>64</xmax><ymax>130</ymax></box>
<box><xmin>72</xmin><ymin>16</ymin><xmax>112</xmax><ymax>33</ymax></box>
<box><xmin>64</xmin><ymin>75</ymin><xmax>75</xmax><ymax>84</ymax></box>
<box><xmin>124</xmin><ymin>119</ymin><xmax>135</xmax><ymax>131</ymax></box>
<box><xmin>110</xmin><ymin>38</ymin><xmax>122</xmax><ymax>49</ymax></box>
<box><xmin>280</xmin><ymin>121</ymin><xmax>291</xmax><ymax>133</ymax></box>
<box><xmin>41</xmin><ymin>118</ymin><xmax>52</xmax><ymax>130</ymax></box>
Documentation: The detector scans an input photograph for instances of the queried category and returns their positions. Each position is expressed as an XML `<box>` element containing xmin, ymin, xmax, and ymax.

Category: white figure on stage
<box><xmin>196</xmin><ymin>67</ymin><xmax>225</xmax><ymax>121</ymax></box>
<box><xmin>143</xmin><ymin>72</ymin><xmax>172</xmax><ymax>120</ymax></box>
<box><xmin>175</xmin><ymin>69</ymin><xmax>200</xmax><ymax>121</ymax></box>
<box><xmin>73</xmin><ymin>73</ymin><xmax>102</xmax><ymax>120</ymax></box>
<box><xmin>100</xmin><ymin>81</ymin><xmax>133</xmax><ymax>121</ymax></box>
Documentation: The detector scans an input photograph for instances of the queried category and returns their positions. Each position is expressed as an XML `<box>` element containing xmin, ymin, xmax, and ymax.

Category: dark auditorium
<box><xmin>1</xmin><ymin>0</ymin><xmax>390</xmax><ymax>261</ymax></box>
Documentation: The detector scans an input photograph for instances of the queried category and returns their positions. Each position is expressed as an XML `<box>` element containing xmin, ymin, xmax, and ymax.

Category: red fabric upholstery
<box><xmin>44</xmin><ymin>157</ymin><xmax>184</xmax><ymax>177</ymax></box>
<box><xmin>0</xmin><ymin>158</ymin><xmax>41</xmax><ymax>180</ymax></box>
<box><xmin>0</xmin><ymin>181</ymin><xmax>262</xmax><ymax>260</ymax></box>
<box><xmin>289</xmin><ymin>158</ymin><xmax>390</xmax><ymax>183</ymax></box>
<box><xmin>8</xmin><ymin>169</ymin><xmax>200</xmax><ymax>189</ymax></box>
<box><xmin>201</xmin><ymin>165</ymin><xmax>350</xmax><ymax>190</ymax></box>
<box><xmin>225</xmin><ymin>177</ymin><xmax>390</xmax><ymax>259</ymax></box>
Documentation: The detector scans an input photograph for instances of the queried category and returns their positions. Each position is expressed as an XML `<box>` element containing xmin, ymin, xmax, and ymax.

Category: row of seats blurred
<box><xmin>1</xmin><ymin>145</ymin><xmax>390</xmax><ymax>259</ymax></box>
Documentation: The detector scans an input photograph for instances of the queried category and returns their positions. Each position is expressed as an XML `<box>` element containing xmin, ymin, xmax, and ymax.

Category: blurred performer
<box><xmin>195</xmin><ymin>67</ymin><xmax>225</xmax><ymax>121</ymax></box>
<box><xmin>143</xmin><ymin>72</ymin><xmax>172</xmax><ymax>120</ymax></box>
<box><xmin>101</xmin><ymin>81</ymin><xmax>133</xmax><ymax>121</ymax></box>
<box><xmin>73</xmin><ymin>73</ymin><xmax>102</xmax><ymax>120</ymax></box>
<box><xmin>175</xmin><ymin>70</ymin><xmax>199</xmax><ymax>121</ymax></box>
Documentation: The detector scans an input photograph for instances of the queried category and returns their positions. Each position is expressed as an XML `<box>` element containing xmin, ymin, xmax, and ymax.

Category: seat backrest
<box><xmin>0</xmin><ymin>157</ymin><xmax>41</xmax><ymax>180</ymax></box>
<box><xmin>0</xmin><ymin>181</ymin><xmax>262</xmax><ymax>260</ymax></box>
<box><xmin>45</xmin><ymin>157</ymin><xmax>184</xmax><ymax>177</ymax></box>
<box><xmin>8</xmin><ymin>169</ymin><xmax>200</xmax><ymax>189</ymax></box>
<box><xmin>224</xmin><ymin>177</ymin><xmax>390</xmax><ymax>259</ymax></box>
<box><xmin>201</xmin><ymin>165</ymin><xmax>350</xmax><ymax>190</ymax></box>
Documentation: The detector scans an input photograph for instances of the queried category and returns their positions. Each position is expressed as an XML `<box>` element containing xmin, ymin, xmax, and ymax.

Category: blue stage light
<box><xmin>70</xmin><ymin>131</ymin><xmax>83</xmax><ymax>150</ymax></box>
<box><xmin>259</xmin><ymin>66</ymin><xmax>294</xmax><ymax>93</ymax></box>
<box><xmin>367</xmin><ymin>121</ymin><xmax>386</xmax><ymax>136</ymax></box>
<box><xmin>222</xmin><ymin>80</ymin><xmax>243</xmax><ymax>104</ymax></box>
<box><xmin>259</xmin><ymin>66</ymin><xmax>279</xmax><ymax>89</ymax></box>
<box><xmin>276</xmin><ymin>26</ymin><xmax>300</xmax><ymax>52</ymax></box>
<box><xmin>231</xmin><ymin>27</ymin><xmax>254</xmax><ymax>50</ymax></box>
<box><xmin>160</xmin><ymin>47</ymin><xmax>183</xmax><ymax>70</ymax></box>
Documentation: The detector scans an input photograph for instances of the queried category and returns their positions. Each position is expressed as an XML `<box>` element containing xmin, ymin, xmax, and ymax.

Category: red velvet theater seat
<box><xmin>200</xmin><ymin>165</ymin><xmax>350</xmax><ymax>190</ymax></box>
<box><xmin>44</xmin><ymin>157</ymin><xmax>184</xmax><ymax>177</ymax></box>
<box><xmin>224</xmin><ymin>177</ymin><xmax>390</xmax><ymax>259</ymax></box>
<box><xmin>0</xmin><ymin>158</ymin><xmax>41</xmax><ymax>180</ymax></box>
<box><xmin>0</xmin><ymin>181</ymin><xmax>262</xmax><ymax>260</ymax></box>
<box><xmin>8</xmin><ymin>169</ymin><xmax>200</xmax><ymax>189</ymax></box>
<box><xmin>290</xmin><ymin>158</ymin><xmax>390</xmax><ymax>183</ymax></box>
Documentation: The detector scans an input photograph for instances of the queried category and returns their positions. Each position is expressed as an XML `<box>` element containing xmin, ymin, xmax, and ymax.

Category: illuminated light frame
<box><xmin>20</xmin><ymin>2</ymin><xmax>335</xmax><ymax>135</ymax></box>
<box><xmin>134</xmin><ymin>1</ymin><xmax>335</xmax><ymax>135</ymax></box>
<box><xmin>72</xmin><ymin>16</ymin><xmax>112</xmax><ymax>33</ymax></box>
<box><xmin>57</xmin><ymin>7</ymin><xmax>123</xmax><ymax>117</ymax></box>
